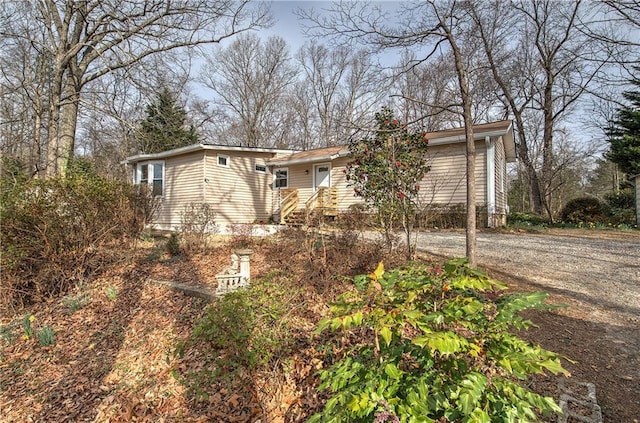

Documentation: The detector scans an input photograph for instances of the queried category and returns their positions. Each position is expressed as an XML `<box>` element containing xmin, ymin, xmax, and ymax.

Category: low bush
<box><xmin>228</xmin><ymin>223</ymin><xmax>256</xmax><ymax>249</ymax></box>
<box><xmin>604</xmin><ymin>189</ymin><xmax>636</xmax><ymax>225</ymax></box>
<box><xmin>177</xmin><ymin>202</ymin><xmax>218</xmax><ymax>254</ymax></box>
<box><xmin>560</xmin><ymin>196</ymin><xmax>606</xmax><ymax>224</ymax></box>
<box><xmin>310</xmin><ymin>259</ymin><xmax>567</xmax><ymax>422</ymax></box>
<box><xmin>175</xmin><ymin>272</ymin><xmax>301</xmax><ymax>399</ymax></box>
<box><xmin>507</xmin><ymin>212</ymin><xmax>549</xmax><ymax>227</ymax></box>
<box><xmin>0</xmin><ymin>173</ymin><xmax>150</xmax><ymax>311</ymax></box>
<box><xmin>416</xmin><ymin>204</ymin><xmax>489</xmax><ymax>229</ymax></box>
<box><xmin>337</xmin><ymin>203</ymin><xmax>373</xmax><ymax>230</ymax></box>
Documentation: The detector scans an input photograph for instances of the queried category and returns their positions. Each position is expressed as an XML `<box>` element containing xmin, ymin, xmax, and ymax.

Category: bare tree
<box><xmin>469</xmin><ymin>0</ymin><xmax>609</xmax><ymax>220</ymax></box>
<box><xmin>0</xmin><ymin>3</ymin><xmax>53</xmax><ymax>176</ymax></box>
<box><xmin>199</xmin><ymin>33</ymin><xmax>298</xmax><ymax>148</ymax></box>
<box><xmin>293</xmin><ymin>42</ymin><xmax>386</xmax><ymax>148</ymax></box>
<box><xmin>300</xmin><ymin>0</ymin><xmax>482</xmax><ymax>265</ymax></box>
<box><xmin>1</xmin><ymin>0</ymin><xmax>269</xmax><ymax>176</ymax></box>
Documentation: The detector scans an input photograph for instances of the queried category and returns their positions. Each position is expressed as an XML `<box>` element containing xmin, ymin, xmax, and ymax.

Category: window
<box><xmin>136</xmin><ymin>162</ymin><xmax>164</xmax><ymax>196</ymax></box>
<box><xmin>274</xmin><ymin>168</ymin><xmax>288</xmax><ymax>188</ymax></box>
<box><xmin>217</xmin><ymin>154</ymin><xmax>230</xmax><ymax>167</ymax></box>
<box><xmin>255</xmin><ymin>164</ymin><xmax>267</xmax><ymax>173</ymax></box>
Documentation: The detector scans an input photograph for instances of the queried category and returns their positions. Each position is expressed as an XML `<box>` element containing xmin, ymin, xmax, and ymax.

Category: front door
<box><xmin>314</xmin><ymin>163</ymin><xmax>331</xmax><ymax>191</ymax></box>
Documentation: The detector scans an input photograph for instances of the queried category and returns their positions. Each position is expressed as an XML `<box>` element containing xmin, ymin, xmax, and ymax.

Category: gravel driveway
<box><xmin>364</xmin><ymin>229</ymin><xmax>640</xmax><ymax>420</ymax></box>
<box><xmin>412</xmin><ymin>230</ymin><xmax>640</xmax><ymax>326</ymax></box>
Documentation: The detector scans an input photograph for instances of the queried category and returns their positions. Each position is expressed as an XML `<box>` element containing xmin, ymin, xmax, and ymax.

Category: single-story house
<box><xmin>123</xmin><ymin>120</ymin><xmax>516</xmax><ymax>230</ymax></box>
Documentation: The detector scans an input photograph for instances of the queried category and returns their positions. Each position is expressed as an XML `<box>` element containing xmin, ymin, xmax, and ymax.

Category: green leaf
<box><xmin>384</xmin><ymin>362</ymin><xmax>402</xmax><ymax>379</ymax></box>
<box><xmin>315</xmin><ymin>318</ymin><xmax>331</xmax><ymax>334</ymax></box>
<box><xmin>540</xmin><ymin>359</ymin><xmax>569</xmax><ymax>375</ymax></box>
<box><xmin>403</xmin><ymin>310</ymin><xmax>424</xmax><ymax>320</ymax></box>
<box><xmin>352</xmin><ymin>311</ymin><xmax>363</xmax><ymax>326</ymax></box>
<box><xmin>467</xmin><ymin>408</ymin><xmax>491</xmax><ymax>423</ymax></box>
<box><xmin>461</xmin><ymin>299</ymin><xmax>484</xmax><ymax>315</ymax></box>
<box><xmin>379</xmin><ymin>326</ymin><xmax>393</xmax><ymax>347</ymax></box>
<box><xmin>456</xmin><ymin>373</ymin><xmax>487</xmax><ymax>415</ymax></box>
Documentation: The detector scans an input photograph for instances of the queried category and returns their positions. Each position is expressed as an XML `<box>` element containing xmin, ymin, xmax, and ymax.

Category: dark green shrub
<box><xmin>604</xmin><ymin>189</ymin><xmax>636</xmax><ymax>225</ymax></box>
<box><xmin>310</xmin><ymin>260</ymin><xmax>567</xmax><ymax>422</ymax></box>
<box><xmin>175</xmin><ymin>272</ymin><xmax>299</xmax><ymax>398</ymax></box>
<box><xmin>166</xmin><ymin>233</ymin><xmax>181</xmax><ymax>256</ymax></box>
<box><xmin>604</xmin><ymin>189</ymin><xmax>635</xmax><ymax>209</ymax></box>
<box><xmin>560</xmin><ymin>196</ymin><xmax>606</xmax><ymax>224</ymax></box>
<box><xmin>507</xmin><ymin>212</ymin><xmax>549</xmax><ymax>227</ymax></box>
<box><xmin>0</xmin><ymin>173</ymin><xmax>149</xmax><ymax>310</ymax></box>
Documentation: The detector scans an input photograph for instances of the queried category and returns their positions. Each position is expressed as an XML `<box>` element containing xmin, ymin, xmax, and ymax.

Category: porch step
<box><xmin>284</xmin><ymin>210</ymin><xmax>307</xmax><ymax>226</ymax></box>
<box><xmin>284</xmin><ymin>209</ymin><xmax>324</xmax><ymax>226</ymax></box>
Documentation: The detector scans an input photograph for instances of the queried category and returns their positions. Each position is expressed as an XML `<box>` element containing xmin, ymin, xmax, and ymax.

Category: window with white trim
<box><xmin>255</xmin><ymin>163</ymin><xmax>267</xmax><ymax>174</ymax></box>
<box><xmin>217</xmin><ymin>154</ymin><xmax>230</xmax><ymax>167</ymax></box>
<box><xmin>274</xmin><ymin>168</ymin><xmax>288</xmax><ymax>188</ymax></box>
<box><xmin>136</xmin><ymin>161</ymin><xmax>164</xmax><ymax>196</ymax></box>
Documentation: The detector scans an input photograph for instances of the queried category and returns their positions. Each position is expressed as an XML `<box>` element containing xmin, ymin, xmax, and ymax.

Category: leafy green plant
<box><xmin>346</xmin><ymin>107</ymin><xmax>431</xmax><ymax>258</ymax></box>
<box><xmin>310</xmin><ymin>259</ymin><xmax>567</xmax><ymax>422</ymax></box>
<box><xmin>507</xmin><ymin>212</ymin><xmax>549</xmax><ymax>228</ymax></box>
<box><xmin>21</xmin><ymin>314</ymin><xmax>35</xmax><ymax>339</ymax></box>
<box><xmin>176</xmin><ymin>272</ymin><xmax>299</xmax><ymax>397</ymax></box>
<box><xmin>166</xmin><ymin>233</ymin><xmax>181</xmax><ymax>256</ymax></box>
<box><xmin>37</xmin><ymin>325</ymin><xmax>56</xmax><ymax>346</ymax></box>
<box><xmin>0</xmin><ymin>325</ymin><xmax>14</xmax><ymax>344</ymax></box>
<box><xmin>63</xmin><ymin>293</ymin><xmax>90</xmax><ymax>313</ymax></box>
<box><xmin>105</xmin><ymin>286</ymin><xmax>117</xmax><ymax>302</ymax></box>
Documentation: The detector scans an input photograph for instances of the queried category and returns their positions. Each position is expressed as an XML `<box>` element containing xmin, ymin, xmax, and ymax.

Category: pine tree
<box><xmin>137</xmin><ymin>88</ymin><xmax>199</xmax><ymax>154</ymax></box>
<box><xmin>606</xmin><ymin>72</ymin><xmax>640</xmax><ymax>177</ymax></box>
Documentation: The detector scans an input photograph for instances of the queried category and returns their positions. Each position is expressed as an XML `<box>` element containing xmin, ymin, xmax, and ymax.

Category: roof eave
<box><xmin>122</xmin><ymin>143</ymin><xmax>299</xmax><ymax>165</ymax></box>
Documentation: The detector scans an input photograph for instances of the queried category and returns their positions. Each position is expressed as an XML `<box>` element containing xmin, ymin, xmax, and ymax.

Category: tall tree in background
<box><xmin>470</xmin><ymin>0</ymin><xmax>607</xmax><ymax>220</ymax></box>
<box><xmin>199</xmin><ymin>34</ymin><xmax>298</xmax><ymax>148</ymax></box>
<box><xmin>295</xmin><ymin>42</ymin><xmax>385</xmax><ymax>148</ymax></box>
<box><xmin>137</xmin><ymin>88</ymin><xmax>198</xmax><ymax>154</ymax></box>
<box><xmin>606</xmin><ymin>72</ymin><xmax>640</xmax><ymax>177</ymax></box>
<box><xmin>0</xmin><ymin>0</ymin><xmax>268</xmax><ymax>177</ymax></box>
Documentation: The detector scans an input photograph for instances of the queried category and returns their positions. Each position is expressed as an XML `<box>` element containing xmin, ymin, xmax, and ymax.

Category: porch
<box><xmin>278</xmin><ymin>187</ymin><xmax>338</xmax><ymax>225</ymax></box>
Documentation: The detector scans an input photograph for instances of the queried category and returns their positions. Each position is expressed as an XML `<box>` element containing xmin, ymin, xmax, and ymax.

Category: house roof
<box><xmin>122</xmin><ymin>120</ymin><xmax>516</xmax><ymax>166</ymax></box>
<box><xmin>122</xmin><ymin>143</ymin><xmax>298</xmax><ymax>165</ymax></box>
<box><xmin>268</xmin><ymin>120</ymin><xmax>516</xmax><ymax>166</ymax></box>
<box><xmin>266</xmin><ymin>145</ymin><xmax>350</xmax><ymax>167</ymax></box>
<box><xmin>423</xmin><ymin>120</ymin><xmax>516</xmax><ymax>161</ymax></box>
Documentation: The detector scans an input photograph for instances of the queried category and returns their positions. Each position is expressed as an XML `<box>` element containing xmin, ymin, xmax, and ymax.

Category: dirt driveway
<box><xmin>412</xmin><ymin>229</ymin><xmax>640</xmax><ymax>422</ymax></box>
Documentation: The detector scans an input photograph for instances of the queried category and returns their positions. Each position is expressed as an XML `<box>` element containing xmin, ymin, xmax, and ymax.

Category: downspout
<box><xmin>485</xmin><ymin>136</ymin><xmax>496</xmax><ymax>228</ymax></box>
<box><xmin>202</xmin><ymin>150</ymin><xmax>207</xmax><ymax>203</ymax></box>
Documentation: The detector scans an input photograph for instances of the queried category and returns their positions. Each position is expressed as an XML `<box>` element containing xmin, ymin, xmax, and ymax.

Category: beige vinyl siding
<box><xmin>332</xmin><ymin>144</ymin><xmax>489</xmax><ymax>214</ymax></box>
<box><xmin>204</xmin><ymin>151</ymin><xmax>274</xmax><ymax>225</ymax></box>
<box><xmin>417</xmin><ymin>142</ymin><xmax>486</xmax><ymax>208</ymax></box>
<box><xmin>332</xmin><ymin>157</ymin><xmax>366</xmax><ymax>212</ymax></box>
<box><xmin>155</xmin><ymin>151</ymin><xmax>204</xmax><ymax>229</ymax></box>
<box><xmin>494</xmin><ymin>136</ymin><xmax>507</xmax><ymax>215</ymax></box>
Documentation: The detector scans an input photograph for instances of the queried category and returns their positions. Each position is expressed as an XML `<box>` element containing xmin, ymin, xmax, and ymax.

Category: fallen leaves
<box><xmin>0</xmin><ymin>240</ymin><xmax>331</xmax><ymax>422</ymax></box>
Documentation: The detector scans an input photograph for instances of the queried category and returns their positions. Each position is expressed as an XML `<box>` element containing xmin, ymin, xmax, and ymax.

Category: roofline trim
<box><xmin>122</xmin><ymin>143</ymin><xmax>299</xmax><ymax>164</ymax></box>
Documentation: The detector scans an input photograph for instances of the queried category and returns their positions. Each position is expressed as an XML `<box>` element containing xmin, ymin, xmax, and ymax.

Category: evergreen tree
<box><xmin>137</xmin><ymin>88</ymin><xmax>199</xmax><ymax>154</ymax></box>
<box><xmin>606</xmin><ymin>72</ymin><xmax>640</xmax><ymax>177</ymax></box>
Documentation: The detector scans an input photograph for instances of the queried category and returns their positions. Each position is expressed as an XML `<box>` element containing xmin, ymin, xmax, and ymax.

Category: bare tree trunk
<box><xmin>541</xmin><ymin>71</ymin><xmax>555</xmax><ymax>220</ymax></box>
<box><xmin>45</xmin><ymin>64</ymin><xmax>64</xmax><ymax>177</ymax></box>
<box><xmin>513</xmin><ymin>117</ymin><xmax>544</xmax><ymax>214</ymax></box>
<box><xmin>448</xmin><ymin>27</ymin><xmax>477</xmax><ymax>267</ymax></box>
